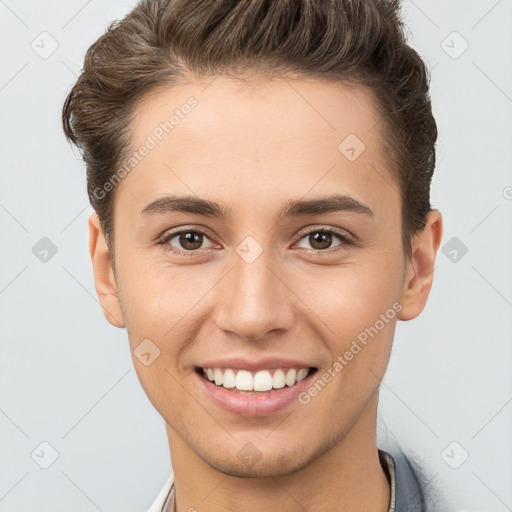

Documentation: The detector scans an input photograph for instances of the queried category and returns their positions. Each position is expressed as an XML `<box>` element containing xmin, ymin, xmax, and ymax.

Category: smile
<box><xmin>199</xmin><ymin>367</ymin><xmax>315</xmax><ymax>392</ymax></box>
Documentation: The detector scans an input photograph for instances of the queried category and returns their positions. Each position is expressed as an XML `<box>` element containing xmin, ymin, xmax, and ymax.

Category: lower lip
<box><xmin>196</xmin><ymin>369</ymin><xmax>316</xmax><ymax>418</ymax></box>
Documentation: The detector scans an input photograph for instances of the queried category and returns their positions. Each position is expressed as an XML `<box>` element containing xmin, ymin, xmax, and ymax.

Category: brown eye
<box><xmin>295</xmin><ymin>228</ymin><xmax>351</xmax><ymax>252</ymax></box>
<box><xmin>178</xmin><ymin>232</ymin><xmax>204</xmax><ymax>250</ymax></box>
<box><xmin>308</xmin><ymin>231</ymin><xmax>333</xmax><ymax>250</ymax></box>
<box><xmin>163</xmin><ymin>230</ymin><xmax>215</xmax><ymax>253</ymax></box>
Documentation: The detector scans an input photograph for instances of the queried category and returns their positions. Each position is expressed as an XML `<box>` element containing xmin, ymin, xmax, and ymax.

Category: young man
<box><xmin>62</xmin><ymin>0</ymin><xmax>444</xmax><ymax>510</ymax></box>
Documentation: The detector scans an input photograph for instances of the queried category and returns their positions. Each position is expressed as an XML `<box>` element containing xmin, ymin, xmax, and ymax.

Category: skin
<box><xmin>88</xmin><ymin>75</ymin><xmax>443</xmax><ymax>512</ymax></box>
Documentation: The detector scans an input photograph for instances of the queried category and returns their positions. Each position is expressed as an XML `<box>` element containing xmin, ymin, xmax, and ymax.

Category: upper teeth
<box><xmin>202</xmin><ymin>367</ymin><xmax>310</xmax><ymax>392</ymax></box>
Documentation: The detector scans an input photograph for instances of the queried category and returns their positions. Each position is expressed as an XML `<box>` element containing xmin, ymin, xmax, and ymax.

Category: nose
<box><xmin>212</xmin><ymin>247</ymin><xmax>295</xmax><ymax>342</ymax></box>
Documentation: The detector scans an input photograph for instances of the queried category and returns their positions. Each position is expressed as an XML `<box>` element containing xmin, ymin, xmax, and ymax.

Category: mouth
<box><xmin>195</xmin><ymin>366</ymin><xmax>318</xmax><ymax>393</ymax></box>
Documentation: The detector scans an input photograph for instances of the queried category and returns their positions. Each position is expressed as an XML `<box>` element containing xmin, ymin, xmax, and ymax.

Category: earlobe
<box><xmin>88</xmin><ymin>212</ymin><xmax>125</xmax><ymax>328</ymax></box>
<box><xmin>397</xmin><ymin>209</ymin><xmax>443</xmax><ymax>321</ymax></box>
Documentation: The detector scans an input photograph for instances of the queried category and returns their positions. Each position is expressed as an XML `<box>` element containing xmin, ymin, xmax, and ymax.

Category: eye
<box><xmin>161</xmin><ymin>228</ymin><xmax>217</xmax><ymax>254</ymax></box>
<box><xmin>295</xmin><ymin>227</ymin><xmax>352</xmax><ymax>251</ymax></box>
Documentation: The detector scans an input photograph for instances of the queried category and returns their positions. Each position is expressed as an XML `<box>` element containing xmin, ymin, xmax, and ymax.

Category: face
<box><xmin>90</xmin><ymin>75</ymin><xmax>440</xmax><ymax>478</ymax></box>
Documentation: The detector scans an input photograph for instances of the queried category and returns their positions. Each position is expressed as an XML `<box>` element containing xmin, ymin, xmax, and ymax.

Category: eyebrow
<box><xmin>140</xmin><ymin>194</ymin><xmax>374</xmax><ymax>220</ymax></box>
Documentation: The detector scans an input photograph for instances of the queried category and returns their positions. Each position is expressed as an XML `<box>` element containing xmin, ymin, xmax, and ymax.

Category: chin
<box><xmin>200</xmin><ymin>451</ymin><xmax>312</xmax><ymax>479</ymax></box>
<box><xmin>187</xmin><ymin>434</ymin><xmax>328</xmax><ymax>479</ymax></box>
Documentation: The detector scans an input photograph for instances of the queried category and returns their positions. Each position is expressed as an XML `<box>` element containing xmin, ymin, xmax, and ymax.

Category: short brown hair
<box><xmin>62</xmin><ymin>0</ymin><xmax>437</xmax><ymax>257</ymax></box>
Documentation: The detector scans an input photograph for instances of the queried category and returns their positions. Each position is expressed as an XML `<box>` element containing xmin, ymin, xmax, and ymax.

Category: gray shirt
<box><xmin>148</xmin><ymin>449</ymin><xmax>426</xmax><ymax>511</ymax></box>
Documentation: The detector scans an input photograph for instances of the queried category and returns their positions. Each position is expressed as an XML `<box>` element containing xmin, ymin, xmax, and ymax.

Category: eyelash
<box><xmin>158</xmin><ymin>226</ymin><xmax>354</xmax><ymax>256</ymax></box>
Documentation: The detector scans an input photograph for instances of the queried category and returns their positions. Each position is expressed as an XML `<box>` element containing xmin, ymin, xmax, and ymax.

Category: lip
<box><xmin>195</xmin><ymin>366</ymin><xmax>317</xmax><ymax>418</ymax></box>
<box><xmin>198</xmin><ymin>357</ymin><xmax>314</xmax><ymax>372</ymax></box>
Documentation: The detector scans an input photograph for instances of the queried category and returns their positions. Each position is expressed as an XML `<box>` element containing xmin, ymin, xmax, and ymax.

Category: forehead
<box><xmin>130</xmin><ymin>75</ymin><xmax>384</xmax><ymax>156</ymax></box>
<box><xmin>119</xmin><ymin>75</ymin><xmax>399</xmax><ymax>218</ymax></box>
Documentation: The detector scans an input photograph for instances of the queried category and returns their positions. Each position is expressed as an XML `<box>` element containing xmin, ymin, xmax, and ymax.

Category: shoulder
<box><xmin>379</xmin><ymin>448</ymin><xmax>446</xmax><ymax>512</ymax></box>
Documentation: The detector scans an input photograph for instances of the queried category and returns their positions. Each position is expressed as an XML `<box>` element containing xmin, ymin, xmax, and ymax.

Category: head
<box><xmin>62</xmin><ymin>0</ymin><xmax>442</xmax><ymax>478</ymax></box>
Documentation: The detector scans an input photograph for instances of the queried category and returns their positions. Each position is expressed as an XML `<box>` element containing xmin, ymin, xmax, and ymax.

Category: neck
<box><xmin>166</xmin><ymin>395</ymin><xmax>390</xmax><ymax>512</ymax></box>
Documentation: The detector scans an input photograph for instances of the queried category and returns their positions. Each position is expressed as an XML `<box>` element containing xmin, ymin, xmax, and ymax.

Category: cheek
<box><xmin>115</xmin><ymin>253</ymin><xmax>216</xmax><ymax>348</ymax></box>
<box><xmin>288</xmin><ymin>255</ymin><xmax>403</xmax><ymax>405</ymax></box>
<box><xmin>114</xmin><ymin>255</ymin><xmax>208</xmax><ymax>417</ymax></box>
<box><xmin>293</xmin><ymin>254</ymin><xmax>403</xmax><ymax>340</ymax></box>
<box><xmin>296</xmin><ymin>267</ymin><xmax>401</xmax><ymax>418</ymax></box>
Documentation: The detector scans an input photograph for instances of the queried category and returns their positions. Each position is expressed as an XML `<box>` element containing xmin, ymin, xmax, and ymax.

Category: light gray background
<box><xmin>1</xmin><ymin>0</ymin><xmax>511</xmax><ymax>510</ymax></box>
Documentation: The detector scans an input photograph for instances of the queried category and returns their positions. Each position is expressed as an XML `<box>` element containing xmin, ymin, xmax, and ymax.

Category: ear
<box><xmin>397</xmin><ymin>209</ymin><xmax>443</xmax><ymax>321</ymax></box>
<box><xmin>88</xmin><ymin>212</ymin><xmax>125</xmax><ymax>328</ymax></box>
